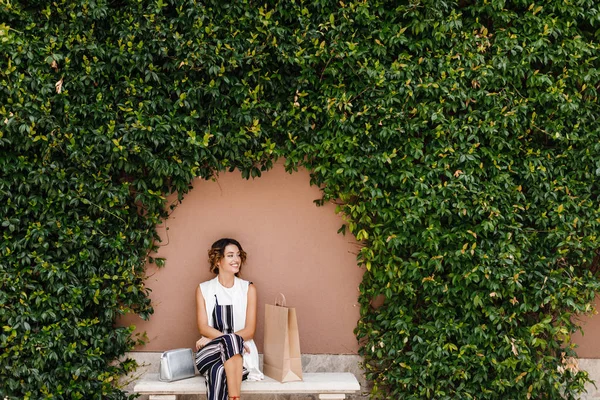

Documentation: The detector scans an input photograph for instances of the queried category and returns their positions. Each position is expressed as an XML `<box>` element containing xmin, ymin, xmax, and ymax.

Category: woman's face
<box><xmin>218</xmin><ymin>244</ymin><xmax>242</xmax><ymax>275</ymax></box>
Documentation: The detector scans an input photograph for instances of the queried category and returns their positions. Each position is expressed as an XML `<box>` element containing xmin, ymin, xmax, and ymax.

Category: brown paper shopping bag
<box><xmin>263</xmin><ymin>293</ymin><xmax>303</xmax><ymax>382</ymax></box>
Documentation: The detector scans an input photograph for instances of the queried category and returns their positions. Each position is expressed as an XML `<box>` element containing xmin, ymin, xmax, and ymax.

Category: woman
<box><xmin>195</xmin><ymin>238</ymin><xmax>263</xmax><ymax>400</ymax></box>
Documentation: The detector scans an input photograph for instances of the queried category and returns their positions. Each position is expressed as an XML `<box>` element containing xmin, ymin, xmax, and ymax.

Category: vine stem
<box><xmin>81</xmin><ymin>197</ymin><xmax>127</xmax><ymax>223</ymax></box>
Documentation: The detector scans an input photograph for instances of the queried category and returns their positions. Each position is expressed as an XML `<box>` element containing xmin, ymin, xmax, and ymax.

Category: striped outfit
<box><xmin>195</xmin><ymin>277</ymin><xmax>263</xmax><ymax>400</ymax></box>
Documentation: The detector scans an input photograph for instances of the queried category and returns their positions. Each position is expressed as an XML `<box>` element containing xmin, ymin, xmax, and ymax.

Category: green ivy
<box><xmin>1</xmin><ymin>0</ymin><xmax>600</xmax><ymax>399</ymax></box>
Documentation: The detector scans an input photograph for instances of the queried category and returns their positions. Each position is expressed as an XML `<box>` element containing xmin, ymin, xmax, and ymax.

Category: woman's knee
<box><xmin>224</xmin><ymin>353</ymin><xmax>242</xmax><ymax>366</ymax></box>
<box><xmin>221</xmin><ymin>333</ymin><xmax>244</xmax><ymax>357</ymax></box>
<box><xmin>225</xmin><ymin>332</ymin><xmax>244</xmax><ymax>344</ymax></box>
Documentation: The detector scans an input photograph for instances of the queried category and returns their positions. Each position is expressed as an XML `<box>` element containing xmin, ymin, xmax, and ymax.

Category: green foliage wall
<box><xmin>2</xmin><ymin>0</ymin><xmax>600</xmax><ymax>398</ymax></box>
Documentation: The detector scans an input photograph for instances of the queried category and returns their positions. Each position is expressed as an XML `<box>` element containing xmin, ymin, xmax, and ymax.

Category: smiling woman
<box><xmin>194</xmin><ymin>238</ymin><xmax>263</xmax><ymax>400</ymax></box>
<box><xmin>207</xmin><ymin>238</ymin><xmax>247</xmax><ymax>277</ymax></box>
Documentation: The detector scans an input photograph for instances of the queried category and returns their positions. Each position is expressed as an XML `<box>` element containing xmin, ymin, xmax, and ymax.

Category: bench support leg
<box><xmin>149</xmin><ymin>396</ymin><xmax>177</xmax><ymax>400</ymax></box>
<box><xmin>318</xmin><ymin>395</ymin><xmax>346</xmax><ymax>399</ymax></box>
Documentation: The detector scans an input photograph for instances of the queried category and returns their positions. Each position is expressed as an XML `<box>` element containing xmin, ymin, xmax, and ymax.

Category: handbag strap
<box><xmin>275</xmin><ymin>293</ymin><xmax>287</xmax><ymax>307</ymax></box>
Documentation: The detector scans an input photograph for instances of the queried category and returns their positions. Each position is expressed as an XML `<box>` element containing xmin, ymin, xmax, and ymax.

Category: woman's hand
<box><xmin>195</xmin><ymin>336</ymin><xmax>211</xmax><ymax>351</ymax></box>
<box><xmin>243</xmin><ymin>342</ymin><xmax>251</xmax><ymax>354</ymax></box>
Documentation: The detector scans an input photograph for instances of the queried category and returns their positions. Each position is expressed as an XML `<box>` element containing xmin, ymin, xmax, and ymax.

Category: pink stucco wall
<box><xmin>119</xmin><ymin>161</ymin><xmax>363</xmax><ymax>354</ymax></box>
<box><xmin>573</xmin><ymin>299</ymin><xmax>600</xmax><ymax>358</ymax></box>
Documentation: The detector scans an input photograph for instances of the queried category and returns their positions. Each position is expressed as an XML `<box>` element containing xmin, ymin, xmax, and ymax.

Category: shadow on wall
<box><xmin>118</xmin><ymin>160</ymin><xmax>364</xmax><ymax>354</ymax></box>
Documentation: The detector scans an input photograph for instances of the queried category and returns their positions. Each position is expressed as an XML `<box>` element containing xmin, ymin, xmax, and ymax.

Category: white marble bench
<box><xmin>134</xmin><ymin>372</ymin><xmax>360</xmax><ymax>399</ymax></box>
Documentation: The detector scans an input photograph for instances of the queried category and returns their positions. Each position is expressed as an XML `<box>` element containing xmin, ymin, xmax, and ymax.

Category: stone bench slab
<box><xmin>135</xmin><ymin>372</ymin><xmax>360</xmax><ymax>398</ymax></box>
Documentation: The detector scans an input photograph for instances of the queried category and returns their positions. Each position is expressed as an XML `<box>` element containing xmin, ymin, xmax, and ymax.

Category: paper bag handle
<box><xmin>275</xmin><ymin>293</ymin><xmax>287</xmax><ymax>307</ymax></box>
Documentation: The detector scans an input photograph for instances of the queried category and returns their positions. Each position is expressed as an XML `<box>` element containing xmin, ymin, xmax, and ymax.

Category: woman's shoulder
<box><xmin>235</xmin><ymin>277</ymin><xmax>257</xmax><ymax>293</ymax></box>
<box><xmin>235</xmin><ymin>276</ymin><xmax>253</xmax><ymax>286</ymax></box>
<box><xmin>199</xmin><ymin>276</ymin><xmax>218</xmax><ymax>291</ymax></box>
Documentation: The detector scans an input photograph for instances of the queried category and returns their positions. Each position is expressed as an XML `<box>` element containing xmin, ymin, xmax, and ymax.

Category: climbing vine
<box><xmin>2</xmin><ymin>0</ymin><xmax>600</xmax><ymax>399</ymax></box>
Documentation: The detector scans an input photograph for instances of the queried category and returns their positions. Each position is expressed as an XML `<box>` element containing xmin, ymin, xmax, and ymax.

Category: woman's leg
<box><xmin>197</xmin><ymin>341</ymin><xmax>227</xmax><ymax>400</ymax></box>
<box><xmin>207</xmin><ymin>362</ymin><xmax>228</xmax><ymax>400</ymax></box>
<box><xmin>224</xmin><ymin>353</ymin><xmax>243</xmax><ymax>397</ymax></box>
<box><xmin>196</xmin><ymin>334</ymin><xmax>246</xmax><ymax>400</ymax></box>
<box><xmin>221</xmin><ymin>334</ymin><xmax>244</xmax><ymax>398</ymax></box>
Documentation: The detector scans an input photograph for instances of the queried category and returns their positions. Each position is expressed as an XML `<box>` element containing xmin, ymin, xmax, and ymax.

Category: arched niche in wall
<box><xmin>118</xmin><ymin>160</ymin><xmax>363</xmax><ymax>354</ymax></box>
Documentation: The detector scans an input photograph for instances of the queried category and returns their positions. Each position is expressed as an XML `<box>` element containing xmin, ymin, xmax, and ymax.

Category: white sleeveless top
<box><xmin>199</xmin><ymin>276</ymin><xmax>263</xmax><ymax>381</ymax></box>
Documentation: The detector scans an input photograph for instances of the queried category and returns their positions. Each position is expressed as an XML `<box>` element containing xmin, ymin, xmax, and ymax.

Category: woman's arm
<box><xmin>196</xmin><ymin>285</ymin><xmax>226</xmax><ymax>340</ymax></box>
<box><xmin>235</xmin><ymin>283</ymin><xmax>257</xmax><ymax>341</ymax></box>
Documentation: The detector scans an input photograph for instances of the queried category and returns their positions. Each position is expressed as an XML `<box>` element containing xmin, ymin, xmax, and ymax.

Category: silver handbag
<box><xmin>159</xmin><ymin>348</ymin><xmax>196</xmax><ymax>382</ymax></box>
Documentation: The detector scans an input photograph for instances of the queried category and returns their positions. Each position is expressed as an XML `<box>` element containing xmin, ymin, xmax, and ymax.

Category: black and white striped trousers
<box><xmin>195</xmin><ymin>333</ymin><xmax>249</xmax><ymax>400</ymax></box>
